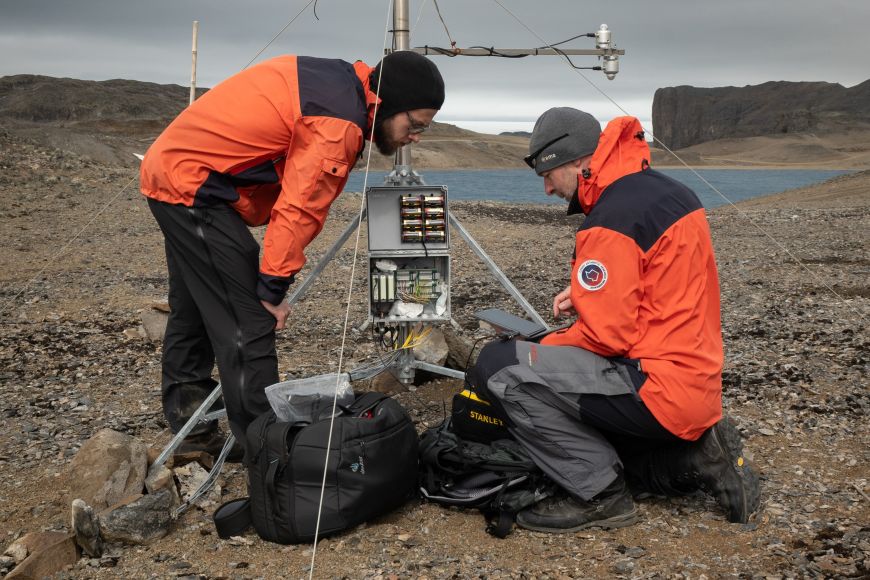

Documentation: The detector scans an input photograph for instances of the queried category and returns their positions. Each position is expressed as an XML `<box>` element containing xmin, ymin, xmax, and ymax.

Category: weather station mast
<box><xmin>357</xmin><ymin>0</ymin><xmax>625</xmax><ymax>385</ymax></box>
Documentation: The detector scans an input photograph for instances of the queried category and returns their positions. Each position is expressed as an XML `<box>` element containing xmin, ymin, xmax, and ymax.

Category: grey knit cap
<box><xmin>526</xmin><ymin>107</ymin><xmax>602</xmax><ymax>175</ymax></box>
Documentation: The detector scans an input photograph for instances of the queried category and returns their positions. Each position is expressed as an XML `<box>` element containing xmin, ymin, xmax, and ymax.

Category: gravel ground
<box><xmin>1</xmin><ymin>128</ymin><xmax>868</xmax><ymax>579</ymax></box>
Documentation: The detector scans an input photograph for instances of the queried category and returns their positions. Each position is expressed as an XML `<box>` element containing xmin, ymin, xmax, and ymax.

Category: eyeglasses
<box><xmin>405</xmin><ymin>111</ymin><xmax>430</xmax><ymax>135</ymax></box>
<box><xmin>523</xmin><ymin>133</ymin><xmax>569</xmax><ymax>169</ymax></box>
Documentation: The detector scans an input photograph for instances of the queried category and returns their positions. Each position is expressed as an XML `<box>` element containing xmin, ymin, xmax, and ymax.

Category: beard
<box><xmin>372</xmin><ymin>121</ymin><xmax>399</xmax><ymax>156</ymax></box>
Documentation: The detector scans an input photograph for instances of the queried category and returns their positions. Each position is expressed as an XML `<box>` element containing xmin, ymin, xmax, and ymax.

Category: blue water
<box><xmin>345</xmin><ymin>168</ymin><xmax>852</xmax><ymax>208</ymax></box>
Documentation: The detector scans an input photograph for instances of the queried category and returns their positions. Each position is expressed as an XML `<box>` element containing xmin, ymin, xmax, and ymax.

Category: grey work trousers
<box><xmin>148</xmin><ymin>198</ymin><xmax>279</xmax><ymax>441</ymax></box>
<box><xmin>470</xmin><ymin>339</ymin><xmax>682</xmax><ymax>501</ymax></box>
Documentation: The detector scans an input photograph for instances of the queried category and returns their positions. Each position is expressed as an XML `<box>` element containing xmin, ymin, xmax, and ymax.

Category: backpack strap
<box><xmin>485</xmin><ymin>510</ymin><xmax>516</xmax><ymax>539</ymax></box>
<box><xmin>342</xmin><ymin>392</ymin><xmax>388</xmax><ymax>416</ymax></box>
<box><xmin>213</xmin><ymin>498</ymin><xmax>252</xmax><ymax>539</ymax></box>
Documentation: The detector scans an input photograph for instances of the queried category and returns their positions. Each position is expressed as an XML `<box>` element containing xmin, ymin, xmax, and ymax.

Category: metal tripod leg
<box><xmin>286</xmin><ymin>208</ymin><xmax>366</xmax><ymax>306</ymax></box>
<box><xmin>150</xmin><ymin>384</ymin><xmax>231</xmax><ymax>515</ymax></box>
<box><xmin>150</xmin><ymin>384</ymin><xmax>227</xmax><ymax>474</ymax></box>
<box><xmin>448</xmin><ymin>211</ymin><xmax>547</xmax><ymax>327</ymax></box>
<box><xmin>412</xmin><ymin>360</ymin><xmax>466</xmax><ymax>380</ymax></box>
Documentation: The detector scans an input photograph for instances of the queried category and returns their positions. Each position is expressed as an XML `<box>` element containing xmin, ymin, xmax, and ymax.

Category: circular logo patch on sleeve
<box><xmin>577</xmin><ymin>260</ymin><xmax>608</xmax><ymax>291</ymax></box>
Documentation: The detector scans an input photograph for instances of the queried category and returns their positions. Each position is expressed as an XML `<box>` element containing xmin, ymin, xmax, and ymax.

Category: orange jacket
<box><xmin>140</xmin><ymin>56</ymin><xmax>379</xmax><ymax>304</ymax></box>
<box><xmin>541</xmin><ymin>117</ymin><xmax>724</xmax><ymax>440</ymax></box>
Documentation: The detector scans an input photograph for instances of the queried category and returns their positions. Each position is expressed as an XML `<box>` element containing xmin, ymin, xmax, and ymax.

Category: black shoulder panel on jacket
<box><xmin>297</xmin><ymin>56</ymin><xmax>367</xmax><ymax>132</ymax></box>
<box><xmin>581</xmin><ymin>169</ymin><xmax>703</xmax><ymax>253</ymax></box>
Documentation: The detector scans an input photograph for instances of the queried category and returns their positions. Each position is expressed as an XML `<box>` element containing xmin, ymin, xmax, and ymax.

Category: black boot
<box><xmin>176</xmin><ymin>429</ymin><xmax>245</xmax><ymax>463</ymax></box>
<box><xmin>516</xmin><ymin>474</ymin><xmax>638</xmax><ymax>533</ymax></box>
<box><xmin>163</xmin><ymin>380</ymin><xmax>222</xmax><ymax>436</ymax></box>
<box><xmin>681</xmin><ymin>417</ymin><xmax>760</xmax><ymax>523</ymax></box>
<box><xmin>165</xmin><ymin>381</ymin><xmax>243</xmax><ymax>462</ymax></box>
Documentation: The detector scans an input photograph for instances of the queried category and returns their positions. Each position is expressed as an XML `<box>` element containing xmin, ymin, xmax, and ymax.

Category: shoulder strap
<box><xmin>213</xmin><ymin>498</ymin><xmax>252</xmax><ymax>539</ymax></box>
<box><xmin>343</xmin><ymin>391</ymin><xmax>388</xmax><ymax>415</ymax></box>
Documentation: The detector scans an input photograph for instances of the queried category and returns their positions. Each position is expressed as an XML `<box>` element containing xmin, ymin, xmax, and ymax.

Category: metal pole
<box><xmin>189</xmin><ymin>20</ymin><xmax>199</xmax><ymax>105</ymax></box>
<box><xmin>384</xmin><ymin>0</ymin><xmax>422</xmax><ymax>186</ymax></box>
<box><xmin>449</xmin><ymin>212</ymin><xmax>548</xmax><ymax>328</ymax></box>
<box><xmin>393</xmin><ymin>1</ymin><xmax>410</xmax><ymax>168</ymax></box>
<box><xmin>285</xmin><ymin>208</ymin><xmax>367</xmax><ymax>306</ymax></box>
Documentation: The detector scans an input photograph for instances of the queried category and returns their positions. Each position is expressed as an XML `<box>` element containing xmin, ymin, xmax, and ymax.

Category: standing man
<box><xmin>141</xmin><ymin>51</ymin><xmax>445</xmax><ymax>451</ymax></box>
<box><xmin>471</xmin><ymin>107</ymin><xmax>759</xmax><ymax>532</ymax></box>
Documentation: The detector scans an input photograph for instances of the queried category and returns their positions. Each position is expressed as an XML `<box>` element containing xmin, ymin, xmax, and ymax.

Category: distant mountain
<box><xmin>0</xmin><ymin>74</ymin><xmax>529</xmax><ymax>169</ymax></box>
<box><xmin>652</xmin><ymin>79</ymin><xmax>870</xmax><ymax>150</ymax></box>
<box><xmin>500</xmin><ymin>131</ymin><xmax>531</xmax><ymax>138</ymax></box>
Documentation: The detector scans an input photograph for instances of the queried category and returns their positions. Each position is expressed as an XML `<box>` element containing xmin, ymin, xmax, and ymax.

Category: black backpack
<box><xmin>214</xmin><ymin>392</ymin><xmax>418</xmax><ymax>544</ymax></box>
<box><xmin>418</xmin><ymin>419</ymin><xmax>555</xmax><ymax>538</ymax></box>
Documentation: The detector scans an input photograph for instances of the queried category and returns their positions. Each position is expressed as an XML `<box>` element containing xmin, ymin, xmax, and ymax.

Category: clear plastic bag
<box><xmin>264</xmin><ymin>373</ymin><xmax>354</xmax><ymax>423</ymax></box>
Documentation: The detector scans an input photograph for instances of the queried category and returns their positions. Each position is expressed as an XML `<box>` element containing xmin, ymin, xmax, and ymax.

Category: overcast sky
<box><xmin>1</xmin><ymin>0</ymin><xmax>867</xmax><ymax>135</ymax></box>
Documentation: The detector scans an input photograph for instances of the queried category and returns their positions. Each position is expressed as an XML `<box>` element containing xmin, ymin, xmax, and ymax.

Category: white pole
<box><xmin>189</xmin><ymin>20</ymin><xmax>199</xmax><ymax>105</ymax></box>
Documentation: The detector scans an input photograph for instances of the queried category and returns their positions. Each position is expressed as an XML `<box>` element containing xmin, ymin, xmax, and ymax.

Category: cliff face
<box><xmin>652</xmin><ymin>80</ymin><xmax>870</xmax><ymax>150</ymax></box>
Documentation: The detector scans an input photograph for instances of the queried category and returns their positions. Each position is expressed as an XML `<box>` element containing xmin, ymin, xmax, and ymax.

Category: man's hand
<box><xmin>552</xmin><ymin>285</ymin><xmax>576</xmax><ymax>319</ymax></box>
<box><xmin>261</xmin><ymin>299</ymin><xmax>291</xmax><ymax>330</ymax></box>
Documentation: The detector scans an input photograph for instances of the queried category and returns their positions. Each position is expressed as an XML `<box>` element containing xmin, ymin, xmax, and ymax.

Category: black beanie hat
<box><xmin>370</xmin><ymin>51</ymin><xmax>445</xmax><ymax>121</ymax></box>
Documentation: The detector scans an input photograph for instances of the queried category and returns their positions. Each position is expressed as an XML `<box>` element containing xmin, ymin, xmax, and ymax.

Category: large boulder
<box><xmin>412</xmin><ymin>327</ymin><xmax>449</xmax><ymax>366</ymax></box>
<box><xmin>3</xmin><ymin>532</ymin><xmax>78</xmax><ymax>580</ymax></box>
<box><xmin>67</xmin><ymin>429</ymin><xmax>148</xmax><ymax>511</ymax></box>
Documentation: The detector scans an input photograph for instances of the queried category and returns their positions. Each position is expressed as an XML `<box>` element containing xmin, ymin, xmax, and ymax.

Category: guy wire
<box><xmin>490</xmin><ymin>0</ymin><xmax>855</xmax><ymax>309</ymax></box>
<box><xmin>308</xmin><ymin>2</ymin><xmax>394</xmax><ymax>577</ymax></box>
<box><xmin>241</xmin><ymin>0</ymin><xmax>317</xmax><ymax>70</ymax></box>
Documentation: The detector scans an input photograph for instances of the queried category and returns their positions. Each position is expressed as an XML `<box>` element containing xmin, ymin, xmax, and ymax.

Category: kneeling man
<box><xmin>471</xmin><ymin>107</ymin><xmax>760</xmax><ymax>532</ymax></box>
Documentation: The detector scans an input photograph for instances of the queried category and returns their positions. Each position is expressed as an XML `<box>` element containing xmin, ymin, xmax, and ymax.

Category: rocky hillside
<box><xmin>652</xmin><ymin>79</ymin><xmax>870</xmax><ymax>150</ymax></box>
<box><xmin>0</xmin><ymin>74</ymin><xmax>528</xmax><ymax>169</ymax></box>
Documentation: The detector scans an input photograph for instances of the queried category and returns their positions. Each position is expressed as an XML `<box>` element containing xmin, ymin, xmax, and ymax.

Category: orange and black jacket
<box><xmin>541</xmin><ymin>116</ymin><xmax>724</xmax><ymax>441</ymax></box>
<box><xmin>140</xmin><ymin>56</ymin><xmax>379</xmax><ymax>304</ymax></box>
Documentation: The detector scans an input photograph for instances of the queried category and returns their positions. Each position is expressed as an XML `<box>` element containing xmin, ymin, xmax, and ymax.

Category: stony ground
<box><xmin>0</xmin><ymin>127</ymin><xmax>868</xmax><ymax>579</ymax></box>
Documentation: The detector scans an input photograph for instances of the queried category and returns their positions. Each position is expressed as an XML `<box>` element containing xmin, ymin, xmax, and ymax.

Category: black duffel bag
<box><xmin>214</xmin><ymin>392</ymin><xmax>418</xmax><ymax>544</ymax></box>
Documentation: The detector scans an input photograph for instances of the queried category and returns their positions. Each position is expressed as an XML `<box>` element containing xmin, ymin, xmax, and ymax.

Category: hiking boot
<box><xmin>176</xmin><ymin>429</ymin><xmax>245</xmax><ymax>463</ymax></box>
<box><xmin>688</xmin><ymin>417</ymin><xmax>760</xmax><ymax>523</ymax></box>
<box><xmin>515</xmin><ymin>475</ymin><xmax>639</xmax><ymax>533</ymax></box>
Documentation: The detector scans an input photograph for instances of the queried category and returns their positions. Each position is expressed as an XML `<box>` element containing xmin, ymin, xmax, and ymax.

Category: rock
<box><xmin>123</xmin><ymin>327</ymin><xmax>146</xmax><ymax>339</ymax></box>
<box><xmin>171</xmin><ymin>450</ymin><xmax>214</xmax><ymax>470</ymax></box>
<box><xmin>4</xmin><ymin>541</ymin><xmax>28</xmax><ymax>564</ymax></box>
<box><xmin>141</xmin><ymin>307</ymin><xmax>169</xmax><ymax>341</ymax></box>
<box><xmin>413</xmin><ymin>327</ymin><xmax>449</xmax><ymax>366</ymax></box>
<box><xmin>67</xmin><ymin>428</ymin><xmax>148</xmax><ymax>511</ymax></box>
<box><xmin>174</xmin><ymin>462</ymin><xmax>221</xmax><ymax>508</ymax></box>
<box><xmin>4</xmin><ymin>532</ymin><xmax>78</xmax><ymax>580</ymax></box>
<box><xmin>444</xmin><ymin>328</ymin><xmax>478</xmax><ymax>370</ymax></box>
<box><xmin>145</xmin><ymin>465</ymin><xmax>180</xmax><ymax>508</ymax></box>
<box><xmin>369</xmin><ymin>372</ymin><xmax>408</xmax><ymax>395</ymax></box>
<box><xmin>98</xmin><ymin>488</ymin><xmax>174</xmax><ymax>544</ymax></box>
<box><xmin>71</xmin><ymin>498</ymin><xmax>104</xmax><ymax>558</ymax></box>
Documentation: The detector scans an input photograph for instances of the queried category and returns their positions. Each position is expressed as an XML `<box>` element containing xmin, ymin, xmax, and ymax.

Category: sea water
<box><xmin>345</xmin><ymin>168</ymin><xmax>852</xmax><ymax>209</ymax></box>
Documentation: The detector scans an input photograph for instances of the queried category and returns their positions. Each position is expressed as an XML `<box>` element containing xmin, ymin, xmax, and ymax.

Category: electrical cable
<box><xmin>488</xmin><ymin>0</ymin><xmax>855</xmax><ymax>308</ymax></box>
<box><xmin>432</xmin><ymin>0</ymin><xmax>457</xmax><ymax>49</ymax></box>
<box><xmin>307</xmin><ymin>2</ymin><xmax>394</xmax><ymax>577</ymax></box>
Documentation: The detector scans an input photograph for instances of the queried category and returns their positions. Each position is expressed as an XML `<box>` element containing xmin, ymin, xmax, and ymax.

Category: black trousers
<box><xmin>148</xmin><ymin>199</ymin><xmax>279</xmax><ymax>441</ymax></box>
